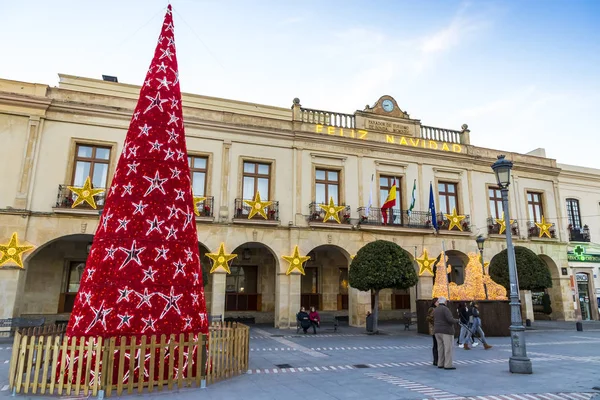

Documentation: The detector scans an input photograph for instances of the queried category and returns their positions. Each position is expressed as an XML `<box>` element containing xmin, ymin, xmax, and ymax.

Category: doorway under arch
<box><xmin>538</xmin><ymin>254</ymin><xmax>568</xmax><ymax>320</ymax></box>
<box><xmin>225</xmin><ymin>242</ymin><xmax>277</xmax><ymax>324</ymax></box>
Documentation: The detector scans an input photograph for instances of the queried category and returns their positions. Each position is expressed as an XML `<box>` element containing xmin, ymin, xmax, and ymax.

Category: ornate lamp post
<box><xmin>476</xmin><ymin>235</ymin><xmax>488</xmax><ymax>299</ymax></box>
<box><xmin>491</xmin><ymin>155</ymin><xmax>532</xmax><ymax>374</ymax></box>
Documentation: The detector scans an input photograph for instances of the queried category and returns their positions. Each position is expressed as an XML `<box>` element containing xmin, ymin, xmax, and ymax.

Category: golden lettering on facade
<box><xmin>313</xmin><ymin>125</ymin><xmax>462</xmax><ymax>153</ymax></box>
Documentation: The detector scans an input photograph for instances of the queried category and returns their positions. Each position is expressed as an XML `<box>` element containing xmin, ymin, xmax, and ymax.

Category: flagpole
<box><xmin>441</xmin><ymin>240</ymin><xmax>450</xmax><ymax>299</ymax></box>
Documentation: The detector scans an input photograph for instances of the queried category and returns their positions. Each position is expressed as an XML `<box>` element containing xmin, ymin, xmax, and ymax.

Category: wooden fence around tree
<box><xmin>8</xmin><ymin>322</ymin><xmax>249</xmax><ymax>397</ymax></box>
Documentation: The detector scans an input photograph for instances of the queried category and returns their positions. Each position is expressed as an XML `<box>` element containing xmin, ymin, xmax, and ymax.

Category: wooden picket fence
<box><xmin>8</xmin><ymin>322</ymin><xmax>249</xmax><ymax>397</ymax></box>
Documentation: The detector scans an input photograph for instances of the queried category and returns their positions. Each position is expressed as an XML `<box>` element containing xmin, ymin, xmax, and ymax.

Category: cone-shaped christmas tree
<box><xmin>67</xmin><ymin>5</ymin><xmax>208</xmax><ymax>340</ymax></box>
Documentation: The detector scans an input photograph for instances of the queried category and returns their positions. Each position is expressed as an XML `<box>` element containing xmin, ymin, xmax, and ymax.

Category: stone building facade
<box><xmin>0</xmin><ymin>74</ymin><xmax>598</xmax><ymax>329</ymax></box>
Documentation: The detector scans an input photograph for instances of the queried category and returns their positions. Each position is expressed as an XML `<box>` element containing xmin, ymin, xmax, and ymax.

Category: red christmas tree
<box><xmin>67</xmin><ymin>5</ymin><xmax>208</xmax><ymax>341</ymax></box>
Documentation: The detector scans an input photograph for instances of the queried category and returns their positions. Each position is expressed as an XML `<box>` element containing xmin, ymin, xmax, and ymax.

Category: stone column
<box><xmin>349</xmin><ymin>287</ymin><xmax>371</xmax><ymax>327</ymax></box>
<box><xmin>418</xmin><ymin>276</ymin><xmax>433</xmax><ymax>300</ymax></box>
<box><xmin>519</xmin><ymin>290</ymin><xmax>534</xmax><ymax>323</ymax></box>
<box><xmin>219</xmin><ymin>140</ymin><xmax>232</xmax><ymax>223</ymax></box>
<box><xmin>275</xmin><ymin>272</ymin><xmax>301</xmax><ymax>329</ymax></box>
<box><xmin>460</xmin><ymin>124</ymin><xmax>470</xmax><ymax>145</ymax></box>
<box><xmin>0</xmin><ymin>270</ymin><xmax>24</xmax><ymax>318</ymax></box>
<box><xmin>210</xmin><ymin>271</ymin><xmax>227</xmax><ymax>319</ymax></box>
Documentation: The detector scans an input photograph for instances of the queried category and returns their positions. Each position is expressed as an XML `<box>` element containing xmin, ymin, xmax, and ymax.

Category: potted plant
<box><xmin>203</xmin><ymin>205</ymin><xmax>211</xmax><ymax>216</ymax></box>
<box><xmin>269</xmin><ymin>209</ymin><xmax>277</xmax><ymax>219</ymax></box>
<box><xmin>343</xmin><ymin>213</ymin><xmax>351</xmax><ymax>223</ymax></box>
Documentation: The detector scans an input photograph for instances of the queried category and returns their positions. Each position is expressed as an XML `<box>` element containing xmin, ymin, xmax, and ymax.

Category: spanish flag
<box><xmin>381</xmin><ymin>180</ymin><xmax>397</xmax><ymax>225</ymax></box>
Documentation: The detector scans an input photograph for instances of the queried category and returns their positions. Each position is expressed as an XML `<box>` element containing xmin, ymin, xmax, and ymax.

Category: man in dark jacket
<box><xmin>433</xmin><ymin>297</ymin><xmax>459</xmax><ymax>370</ymax></box>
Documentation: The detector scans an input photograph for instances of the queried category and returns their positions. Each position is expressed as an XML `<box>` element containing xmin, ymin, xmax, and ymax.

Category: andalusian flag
<box><xmin>381</xmin><ymin>180</ymin><xmax>397</xmax><ymax>225</ymax></box>
<box><xmin>408</xmin><ymin>179</ymin><xmax>416</xmax><ymax>215</ymax></box>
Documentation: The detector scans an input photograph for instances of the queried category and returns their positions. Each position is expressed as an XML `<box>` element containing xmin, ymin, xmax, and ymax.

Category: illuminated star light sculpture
<box><xmin>416</xmin><ymin>249</ymin><xmax>436</xmax><ymax>276</ymax></box>
<box><xmin>67</xmin><ymin>176</ymin><xmax>105</xmax><ymax>209</ymax></box>
<box><xmin>206</xmin><ymin>243</ymin><xmax>237</xmax><ymax>274</ymax></box>
<box><xmin>282</xmin><ymin>245</ymin><xmax>310</xmax><ymax>275</ymax></box>
<box><xmin>243</xmin><ymin>191</ymin><xmax>273</xmax><ymax>219</ymax></box>
<box><xmin>535</xmin><ymin>216</ymin><xmax>554</xmax><ymax>238</ymax></box>
<box><xmin>495</xmin><ymin>212</ymin><xmax>515</xmax><ymax>235</ymax></box>
<box><xmin>319</xmin><ymin>197</ymin><xmax>345</xmax><ymax>223</ymax></box>
<box><xmin>444</xmin><ymin>208</ymin><xmax>466</xmax><ymax>231</ymax></box>
<box><xmin>0</xmin><ymin>232</ymin><xmax>34</xmax><ymax>269</ymax></box>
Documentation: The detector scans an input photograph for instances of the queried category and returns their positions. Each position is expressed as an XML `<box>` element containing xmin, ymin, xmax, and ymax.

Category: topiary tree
<box><xmin>489</xmin><ymin>246</ymin><xmax>552</xmax><ymax>291</ymax></box>
<box><xmin>349</xmin><ymin>240</ymin><xmax>418</xmax><ymax>333</ymax></box>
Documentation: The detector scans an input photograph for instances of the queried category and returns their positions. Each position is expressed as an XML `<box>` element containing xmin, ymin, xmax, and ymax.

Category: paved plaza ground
<box><xmin>1</xmin><ymin>320</ymin><xmax>600</xmax><ymax>399</ymax></box>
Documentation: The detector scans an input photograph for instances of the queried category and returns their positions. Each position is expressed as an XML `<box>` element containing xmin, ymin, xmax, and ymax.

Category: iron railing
<box><xmin>357</xmin><ymin>207</ymin><xmax>433</xmax><ymax>229</ymax></box>
<box><xmin>234</xmin><ymin>198</ymin><xmax>279</xmax><ymax>221</ymax></box>
<box><xmin>569</xmin><ymin>225</ymin><xmax>590</xmax><ymax>242</ymax></box>
<box><xmin>527</xmin><ymin>221</ymin><xmax>557</xmax><ymax>239</ymax></box>
<box><xmin>487</xmin><ymin>217</ymin><xmax>520</xmax><ymax>236</ymax></box>
<box><xmin>54</xmin><ymin>184</ymin><xmax>106</xmax><ymax>209</ymax></box>
<box><xmin>308</xmin><ymin>202</ymin><xmax>351</xmax><ymax>223</ymax></box>
<box><xmin>195</xmin><ymin>196</ymin><xmax>214</xmax><ymax>217</ymax></box>
<box><xmin>436</xmin><ymin>213</ymin><xmax>471</xmax><ymax>232</ymax></box>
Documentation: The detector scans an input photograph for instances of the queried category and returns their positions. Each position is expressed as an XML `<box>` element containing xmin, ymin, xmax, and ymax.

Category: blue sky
<box><xmin>2</xmin><ymin>0</ymin><xmax>599</xmax><ymax>167</ymax></box>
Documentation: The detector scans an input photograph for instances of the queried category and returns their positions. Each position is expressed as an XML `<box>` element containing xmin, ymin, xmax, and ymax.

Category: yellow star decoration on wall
<box><xmin>206</xmin><ymin>243</ymin><xmax>237</xmax><ymax>274</ymax></box>
<box><xmin>0</xmin><ymin>232</ymin><xmax>34</xmax><ymax>269</ymax></box>
<box><xmin>416</xmin><ymin>249</ymin><xmax>436</xmax><ymax>276</ymax></box>
<box><xmin>351</xmin><ymin>254</ymin><xmax>356</xmax><ymax>260</ymax></box>
<box><xmin>192</xmin><ymin>196</ymin><xmax>206</xmax><ymax>216</ymax></box>
<box><xmin>535</xmin><ymin>216</ymin><xmax>553</xmax><ymax>238</ymax></box>
<box><xmin>282</xmin><ymin>245</ymin><xmax>311</xmax><ymax>275</ymax></box>
<box><xmin>67</xmin><ymin>176</ymin><xmax>105</xmax><ymax>209</ymax></box>
<box><xmin>494</xmin><ymin>212</ymin><xmax>515</xmax><ymax>234</ymax></box>
<box><xmin>445</xmin><ymin>208</ymin><xmax>466</xmax><ymax>231</ymax></box>
<box><xmin>319</xmin><ymin>197</ymin><xmax>345</xmax><ymax>223</ymax></box>
<box><xmin>244</xmin><ymin>191</ymin><xmax>273</xmax><ymax>219</ymax></box>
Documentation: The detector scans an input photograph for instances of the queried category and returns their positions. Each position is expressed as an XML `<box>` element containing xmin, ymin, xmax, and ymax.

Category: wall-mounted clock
<box><xmin>382</xmin><ymin>99</ymin><xmax>394</xmax><ymax>112</ymax></box>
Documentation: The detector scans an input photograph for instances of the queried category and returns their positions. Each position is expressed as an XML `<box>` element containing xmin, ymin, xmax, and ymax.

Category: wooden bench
<box><xmin>296</xmin><ymin>313</ymin><xmax>339</xmax><ymax>334</ymax></box>
<box><xmin>403</xmin><ymin>312</ymin><xmax>417</xmax><ymax>330</ymax></box>
<box><xmin>0</xmin><ymin>317</ymin><xmax>45</xmax><ymax>336</ymax></box>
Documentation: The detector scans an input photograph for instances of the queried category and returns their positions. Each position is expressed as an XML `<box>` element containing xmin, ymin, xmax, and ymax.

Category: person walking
<box><xmin>426</xmin><ymin>297</ymin><xmax>439</xmax><ymax>366</ymax></box>
<box><xmin>457</xmin><ymin>302</ymin><xmax>472</xmax><ymax>350</ymax></box>
<box><xmin>433</xmin><ymin>297</ymin><xmax>459</xmax><ymax>370</ymax></box>
<box><xmin>466</xmin><ymin>301</ymin><xmax>493</xmax><ymax>350</ymax></box>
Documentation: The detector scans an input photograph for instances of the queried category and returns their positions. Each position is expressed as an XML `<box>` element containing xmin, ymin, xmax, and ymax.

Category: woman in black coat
<box><xmin>296</xmin><ymin>307</ymin><xmax>311</xmax><ymax>334</ymax></box>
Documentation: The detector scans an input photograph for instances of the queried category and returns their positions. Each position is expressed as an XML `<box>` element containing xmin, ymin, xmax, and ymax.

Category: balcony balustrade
<box><xmin>357</xmin><ymin>207</ymin><xmax>432</xmax><ymax>230</ymax></box>
<box><xmin>436</xmin><ymin>213</ymin><xmax>471</xmax><ymax>232</ymax></box>
<box><xmin>487</xmin><ymin>217</ymin><xmax>520</xmax><ymax>236</ymax></box>
<box><xmin>569</xmin><ymin>225</ymin><xmax>590</xmax><ymax>242</ymax></box>
<box><xmin>300</xmin><ymin>107</ymin><xmax>356</xmax><ymax>128</ymax></box>
<box><xmin>308</xmin><ymin>202</ymin><xmax>351</xmax><ymax>224</ymax></box>
<box><xmin>420</xmin><ymin>125</ymin><xmax>463</xmax><ymax>144</ymax></box>
<box><xmin>195</xmin><ymin>196</ymin><xmax>214</xmax><ymax>217</ymax></box>
<box><xmin>54</xmin><ymin>184</ymin><xmax>105</xmax><ymax>209</ymax></box>
<box><xmin>527</xmin><ymin>221</ymin><xmax>557</xmax><ymax>239</ymax></box>
<box><xmin>234</xmin><ymin>198</ymin><xmax>279</xmax><ymax>221</ymax></box>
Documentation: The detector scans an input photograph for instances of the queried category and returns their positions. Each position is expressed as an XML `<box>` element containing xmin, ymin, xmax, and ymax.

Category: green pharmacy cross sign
<box><xmin>568</xmin><ymin>245</ymin><xmax>600</xmax><ymax>263</ymax></box>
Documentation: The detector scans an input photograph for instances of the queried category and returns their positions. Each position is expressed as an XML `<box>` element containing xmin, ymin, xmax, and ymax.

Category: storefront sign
<box><xmin>313</xmin><ymin>124</ymin><xmax>463</xmax><ymax>154</ymax></box>
<box><xmin>567</xmin><ymin>253</ymin><xmax>600</xmax><ymax>263</ymax></box>
<box><xmin>576</xmin><ymin>273</ymin><xmax>589</xmax><ymax>282</ymax></box>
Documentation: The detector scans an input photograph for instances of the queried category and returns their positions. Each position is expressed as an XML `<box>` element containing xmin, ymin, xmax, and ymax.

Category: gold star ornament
<box><xmin>535</xmin><ymin>216</ymin><xmax>553</xmax><ymax>238</ymax></box>
<box><xmin>206</xmin><ymin>243</ymin><xmax>237</xmax><ymax>274</ymax></box>
<box><xmin>193</xmin><ymin>196</ymin><xmax>206</xmax><ymax>216</ymax></box>
<box><xmin>319</xmin><ymin>197</ymin><xmax>345</xmax><ymax>223</ymax></box>
<box><xmin>0</xmin><ymin>232</ymin><xmax>34</xmax><ymax>269</ymax></box>
<box><xmin>494</xmin><ymin>212</ymin><xmax>515</xmax><ymax>235</ymax></box>
<box><xmin>243</xmin><ymin>191</ymin><xmax>273</xmax><ymax>219</ymax></box>
<box><xmin>67</xmin><ymin>176</ymin><xmax>105</xmax><ymax>209</ymax></box>
<box><xmin>445</xmin><ymin>208</ymin><xmax>466</xmax><ymax>231</ymax></box>
<box><xmin>416</xmin><ymin>249</ymin><xmax>436</xmax><ymax>276</ymax></box>
<box><xmin>282</xmin><ymin>245</ymin><xmax>310</xmax><ymax>275</ymax></box>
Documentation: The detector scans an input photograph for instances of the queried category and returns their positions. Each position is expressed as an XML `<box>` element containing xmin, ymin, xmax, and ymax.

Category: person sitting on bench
<box><xmin>297</xmin><ymin>307</ymin><xmax>311</xmax><ymax>334</ymax></box>
<box><xmin>309</xmin><ymin>306</ymin><xmax>320</xmax><ymax>334</ymax></box>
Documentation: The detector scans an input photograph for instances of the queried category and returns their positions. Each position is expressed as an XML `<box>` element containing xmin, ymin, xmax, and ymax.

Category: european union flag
<box><xmin>429</xmin><ymin>182</ymin><xmax>438</xmax><ymax>231</ymax></box>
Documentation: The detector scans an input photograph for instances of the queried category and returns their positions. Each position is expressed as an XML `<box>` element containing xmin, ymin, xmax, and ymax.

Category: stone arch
<box><xmin>435</xmin><ymin>250</ymin><xmax>469</xmax><ymax>285</ymax></box>
<box><xmin>198</xmin><ymin>241</ymin><xmax>212</xmax><ymax>311</ymax></box>
<box><xmin>538</xmin><ymin>254</ymin><xmax>567</xmax><ymax>320</ymax></box>
<box><xmin>19</xmin><ymin>233</ymin><xmax>94</xmax><ymax>319</ymax></box>
<box><xmin>225</xmin><ymin>242</ymin><xmax>277</xmax><ymax>322</ymax></box>
<box><xmin>302</xmin><ymin>244</ymin><xmax>350</xmax><ymax>313</ymax></box>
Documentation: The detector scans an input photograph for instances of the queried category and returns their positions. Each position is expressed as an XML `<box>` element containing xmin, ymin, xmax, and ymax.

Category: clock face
<box><xmin>382</xmin><ymin>99</ymin><xmax>394</xmax><ymax>112</ymax></box>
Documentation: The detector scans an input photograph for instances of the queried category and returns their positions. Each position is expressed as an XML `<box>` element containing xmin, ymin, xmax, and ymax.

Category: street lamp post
<box><xmin>476</xmin><ymin>235</ymin><xmax>488</xmax><ymax>300</ymax></box>
<box><xmin>491</xmin><ymin>155</ymin><xmax>533</xmax><ymax>374</ymax></box>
